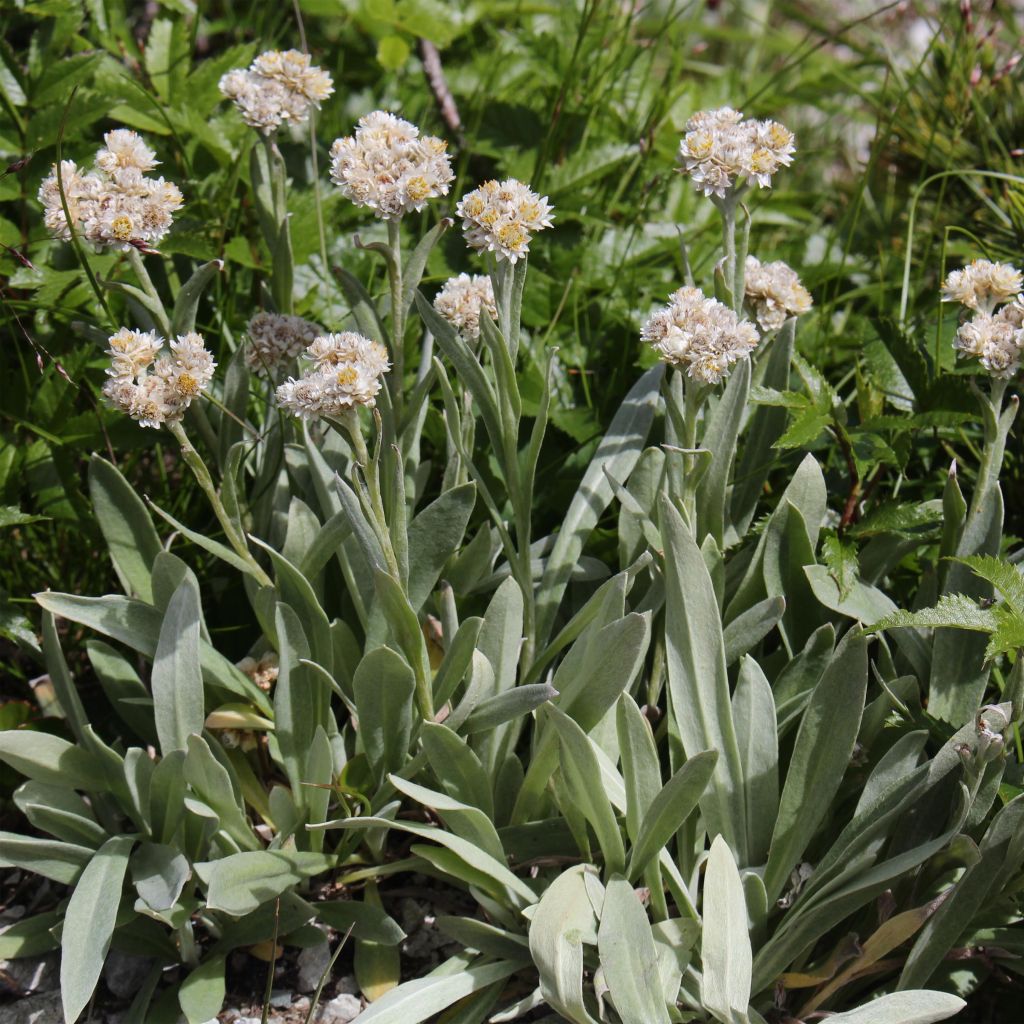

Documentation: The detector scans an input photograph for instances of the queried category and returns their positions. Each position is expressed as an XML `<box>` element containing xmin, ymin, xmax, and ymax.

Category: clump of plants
<box><xmin>3</xmin><ymin>22</ymin><xmax>1024</xmax><ymax>1024</ymax></box>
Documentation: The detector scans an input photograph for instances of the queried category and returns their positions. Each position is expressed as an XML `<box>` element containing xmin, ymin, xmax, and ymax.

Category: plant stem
<box><xmin>387</xmin><ymin>219</ymin><xmax>404</xmax><ymax>418</ymax></box>
<box><xmin>168</xmin><ymin>419</ymin><xmax>273</xmax><ymax>587</ymax></box>
<box><xmin>341</xmin><ymin>410</ymin><xmax>401</xmax><ymax>580</ymax></box>
<box><xmin>127</xmin><ymin>247</ymin><xmax>171</xmax><ymax>335</ymax></box>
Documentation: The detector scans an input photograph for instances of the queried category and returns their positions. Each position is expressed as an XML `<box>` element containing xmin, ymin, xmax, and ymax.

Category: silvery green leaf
<box><xmin>401</xmin><ymin>217</ymin><xmax>451</xmax><ymax>316</ymax></box>
<box><xmin>151</xmin><ymin>580</ymin><xmax>204</xmax><ymax>755</ymax></box>
<box><xmin>432</xmin><ymin>616</ymin><xmax>483</xmax><ymax>710</ymax></box>
<box><xmin>316</xmin><ymin>898</ymin><xmax>406</xmax><ymax>944</ymax></box>
<box><xmin>148</xmin><ymin>498</ymin><xmax>257</xmax><ymax>577</ymax></box>
<box><xmin>626</xmin><ymin>749</ymin><xmax>716</xmax><ymax>882</ymax></box>
<box><xmin>87</xmin><ymin>639</ymin><xmax>156</xmax><ymax>744</ymax></box>
<box><xmin>701</xmin><ymin>836</ymin><xmax>752</xmax><ymax>1024</ymax></box>
<box><xmin>60</xmin><ymin>835</ymin><xmax>134</xmax><ymax>1024</ymax></box>
<box><xmin>35</xmin><ymin>592</ymin><xmax>269</xmax><ymax>713</ymax></box>
<box><xmin>732</xmin><ymin>657</ymin><xmax>779</xmax><ymax>865</ymax></box>
<box><xmin>170</xmin><ymin>258</ymin><xmax>223</xmax><ymax>335</ymax></box>
<box><xmin>548</xmin><ymin>706</ymin><xmax>626</xmax><ymax>876</ymax></box>
<box><xmin>13</xmin><ymin>781</ymin><xmax>106</xmax><ymax>848</ymax></box>
<box><xmin>421</xmin><ymin>721</ymin><xmax>493</xmax><ymax>815</ymax></box>
<box><xmin>197</xmin><ymin>850</ymin><xmax>338</xmax><ymax>916</ymax></box>
<box><xmin>0</xmin><ymin>731</ymin><xmax>108</xmax><ymax>791</ymax></box>
<box><xmin>149</xmin><ymin>748</ymin><xmax>186</xmax><ymax>845</ymax></box>
<box><xmin>660</xmin><ymin>494</ymin><xmax>746</xmax><ymax>858</ymax></box>
<box><xmin>513</xmin><ymin>612</ymin><xmax>649</xmax><ymax>823</ymax></box>
<box><xmin>695</xmin><ymin>357</ymin><xmax>750</xmax><ymax>547</ymax></box>
<box><xmin>764</xmin><ymin>634</ymin><xmax>868</xmax><ymax>903</ymax></box>
<box><xmin>722</xmin><ymin>596</ymin><xmax>785</xmax><ymax>666</ymax></box>
<box><xmin>40</xmin><ymin>610</ymin><xmax>89</xmax><ymax>744</ymax></box>
<box><xmin>389</xmin><ymin>775</ymin><xmax>505</xmax><ymax>861</ymax></box>
<box><xmin>731</xmin><ymin>319</ymin><xmax>795</xmax><ymax>536</ymax></box>
<box><xmin>477</xmin><ymin>576</ymin><xmax>524</xmax><ymax>699</ymax></box>
<box><xmin>435</xmin><ymin>915</ymin><xmax>530</xmax><ymax>960</ymax></box>
<box><xmin>823</xmin><ymin>992</ymin><xmax>965</xmax><ymax>1024</ymax></box>
<box><xmin>0</xmin><ymin>831</ymin><xmax>92</xmax><ymax>883</ymax></box>
<box><xmin>184</xmin><ymin>734</ymin><xmax>260</xmax><ymax>851</ymax></box>
<box><xmin>406</xmin><ymin>482</ymin><xmax>477</xmax><ymax>611</ymax></box>
<box><xmin>354</xmin><ymin>646</ymin><xmax>415</xmax><ymax>784</ymax></box>
<box><xmin>528</xmin><ymin>864</ymin><xmax>601</xmax><ymax>1024</ymax></box>
<box><xmin>856</xmin><ymin>731</ymin><xmax>928</xmax><ymax>817</ymax></box>
<box><xmin>315</xmin><ymin>816</ymin><xmax>536</xmax><ymax>907</ymax></box>
<box><xmin>535</xmin><ymin>363</ymin><xmax>664</xmax><ymax>648</ymax></box>
<box><xmin>273</xmin><ymin>601</ymin><xmax>316</xmax><ymax>795</ymax></box>
<box><xmin>353</xmin><ymin>956</ymin><xmax>524</xmax><ymax>1024</ymax></box>
<box><xmin>461</xmin><ymin>683</ymin><xmax>558</xmax><ymax>735</ymax></box>
<box><xmin>88</xmin><ymin>454</ymin><xmax>162</xmax><ymax>603</ymax></box>
<box><xmin>0</xmin><ymin>909</ymin><xmax>62</xmax><ymax>959</ymax></box>
<box><xmin>251</xmin><ymin>536</ymin><xmax>333</xmax><ymax>671</ymax></box>
<box><xmin>598</xmin><ymin>876</ymin><xmax>671</xmax><ymax>1024</ymax></box>
<box><xmin>131</xmin><ymin>841</ymin><xmax>191</xmax><ymax>912</ymax></box>
<box><xmin>178</xmin><ymin>954</ymin><xmax>227</xmax><ymax>1024</ymax></box>
<box><xmin>616</xmin><ymin>694</ymin><xmax>662</xmax><ymax>843</ymax></box>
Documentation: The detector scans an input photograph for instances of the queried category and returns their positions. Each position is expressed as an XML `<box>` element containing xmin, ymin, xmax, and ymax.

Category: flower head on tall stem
<box><xmin>244</xmin><ymin>312</ymin><xmax>321</xmax><ymax>377</ymax></box>
<box><xmin>433</xmin><ymin>273</ymin><xmax>498</xmax><ymax>341</ymax></box>
<box><xmin>275</xmin><ymin>332</ymin><xmax>391</xmax><ymax>419</ymax></box>
<box><xmin>38</xmin><ymin>130</ymin><xmax>182</xmax><ymax>251</ymax></box>
<box><xmin>101</xmin><ymin>327</ymin><xmax>215</xmax><ymax>428</ymax></box>
<box><xmin>942</xmin><ymin>259</ymin><xmax>1024</xmax><ymax>378</ymax></box>
<box><xmin>744</xmin><ymin>256</ymin><xmax>812</xmax><ymax>331</ymax></box>
<box><xmin>942</xmin><ymin>259</ymin><xmax>1022</xmax><ymax>315</ymax></box>
<box><xmin>329</xmin><ymin>111</ymin><xmax>454</xmax><ymax>219</ymax></box>
<box><xmin>679</xmin><ymin>107</ymin><xmax>795</xmax><ymax>198</ymax></box>
<box><xmin>641</xmin><ymin>286</ymin><xmax>759</xmax><ymax>385</ymax></box>
<box><xmin>219</xmin><ymin>49</ymin><xmax>333</xmax><ymax>135</ymax></box>
<box><xmin>456</xmin><ymin>178</ymin><xmax>554</xmax><ymax>263</ymax></box>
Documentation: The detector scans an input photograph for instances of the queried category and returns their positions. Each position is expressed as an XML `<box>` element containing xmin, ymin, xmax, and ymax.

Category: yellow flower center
<box><xmin>336</xmin><ymin>365</ymin><xmax>359</xmax><ymax>387</ymax></box>
<box><xmin>175</xmin><ymin>372</ymin><xmax>200</xmax><ymax>397</ymax></box>
<box><xmin>406</xmin><ymin>176</ymin><xmax>430</xmax><ymax>201</ymax></box>
<box><xmin>111</xmin><ymin>215</ymin><xmax>134</xmax><ymax>241</ymax></box>
<box><xmin>750</xmin><ymin>148</ymin><xmax>774</xmax><ymax>173</ymax></box>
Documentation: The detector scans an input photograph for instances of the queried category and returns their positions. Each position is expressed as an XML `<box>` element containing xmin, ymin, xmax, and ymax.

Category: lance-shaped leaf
<box><xmin>535</xmin><ymin>363</ymin><xmax>664</xmax><ymax>648</ymax></box>
<box><xmin>701</xmin><ymin>835</ymin><xmax>752</xmax><ymax>1024</ymax></box>
<box><xmin>822</xmin><ymin>992</ymin><xmax>965</xmax><ymax>1024</ymax></box>
<box><xmin>171</xmin><ymin>259</ymin><xmax>224</xmax><ymax>335</ymax></box>
<box><xmin>660</xmin><ymin>494</ymin><xmax>746</xmax><ymax>857</ymax></box>
<box><xmin>764</xmin><ymin>634</ymin><xmax>868</xmax><ymax>903</ymax></box>
<box><xmin>152</xmin><ymin>580</ymin><xmax>204</xmax><ymax>755</ymax></box>
<box><xmin>61</xmin><ymin>835</ymin><xmax>134</xmax><ymax>1024</ymax></box>
<box><xmin>599</xmin><ymin>876</ymin><xmax>671</xmax><ymax>1024</ymax></box>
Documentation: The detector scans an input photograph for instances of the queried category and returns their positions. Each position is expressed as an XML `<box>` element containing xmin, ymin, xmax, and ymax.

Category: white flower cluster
<box><xmin>943</xmin><ymin>260</ymin><xmax>1024</xmax><ymax>378</ymax></box>
<box><xmin>942</xmin><ymin>259</ymin><xmax>1023</xmax><ymax>314</ymax></box>
<box><xmin>456</xmin><ymin>178</ymin><xmax>554</xmax><ymax>263</ymax></box>
<box><xmin>219</xmin><ymin>49</ymin><xmax>333</xmax><ymax>135</ymax></box>
<box><xmin>245</xmin><ymin>312</ymin><xmax>321</xmax><ymax>376</ymax></box>
<box><xmin>744</xmin><ymin>256</ymin><xmax>813</xmax><ymax>331</ymax></box>
<box><xmin>329</xmin><ymin>112</ymin><xmax>454</xmax><ymax>220</ymax></box>
<box><xmin>102</xmin><ymin>327</ymin><xmax>216</xmax><ymax>428</ymax></box>
<box><xmin>433</xmin><ymin>274</ymin><xmax>497</xmax><ymax>340</ymax></box>
<box><xmin>37</xmin><ymin>130</ymin><xmax>183</xmax><ymax>251</ymax></box>
<box><xmin>641</xmin><ymin>286</ymin><xmax>760</xmax><ymax>385</ymax></box>
<box><xmin>276</xmin><ymin>332</ymin><xmax>390</xmax><ymax>419</ymax></box>
<box><xmin>679</xmin><ymin>107</ymin><xmax>796</xmax><ymax>198</ymax></box>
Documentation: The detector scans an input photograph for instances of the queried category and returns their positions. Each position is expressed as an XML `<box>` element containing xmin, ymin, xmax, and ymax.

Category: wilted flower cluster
<box><xmin>37</xmin><ymin>130</ymin><xmax>183</xmax><ymax>250</ymax></box>
<box><xmin>329</xmin><ymin>112</ymin><xmax>454</xmax><ymax>219</ymax></box>
<box><xmin>641</xmin><ymin>286</ymin><xmax>760</xmax><ymax>385</ymax></box>
<box><xmin>102</xmin><ymin>327</ymin><xmax>216</xmax><ymax>428</ymax></box>
<box><xmin>943</xmin><ymin>260</ymin><xmax>1024</xmax><ymax>378</ymax></box>
<box><xmin>456</xmin><ymin>178</ymin><xmax>554</xmax><ymax>263</ymax></box>
<box><xmin>244</xmin><ymin>312</ymin><xmax>321</xmax><ymax>376</ymax></box>
<box><xmin>679</xmin><ymin>107</ymin><xmax>796</xmax><ymax>198</ymax></box>
<box><xmin>219</xmin><ymin>49</ymin><xmax>333</xmax><ymax>134</ymax></box>
<box><xmin>744</xmin><ymin>256</ymin><xmax>813</xmax><ymax>331</ymax></box>
<box><xmin>433</xmin><ymin>274</ymin><xmax>498</xmax><ymax>340</ymax></box>
<box><xmin>276</xmin><ymin>332</ymin><xmax>390</xmax><ymax>419</ymax></box>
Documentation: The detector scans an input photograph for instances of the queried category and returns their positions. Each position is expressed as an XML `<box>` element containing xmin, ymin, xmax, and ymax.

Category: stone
<box><xmin>268</xmin><ymin>989</ymin><xmax>293</xmax><ymax>1008</ymax></box>
<box><xmin>296</xmin><ymin>936</ymin><xmax>332</xmax><ymax>993</ymax></box>
<box><xmin>314</xmin><ymin>992</ymin><xmax>362</xmax><ymax>1023</ymax></box>
<box><xmin>0</xmin><ymin>953</ymin><xmax>59</xmax><ymax>994</ymax></box>
<box><xmin>2</xmin><ymin>990</ymin><xmax>63</xmax><ymax>1024</ymax></box>
<box><xmin>103</xmin><ymin>949</ymin><xmax>154</xmax><ymax>1000</ymax></box>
